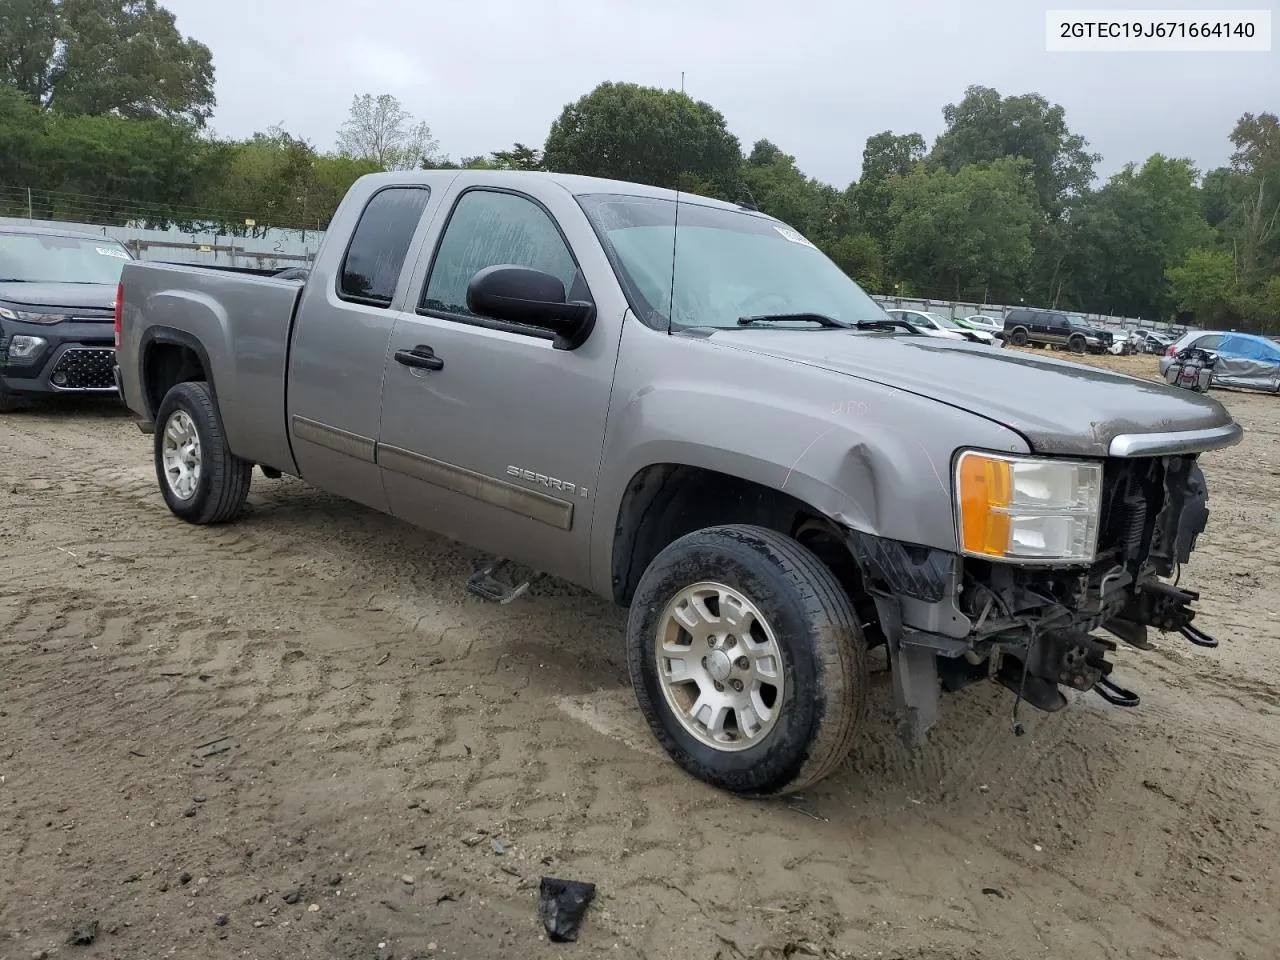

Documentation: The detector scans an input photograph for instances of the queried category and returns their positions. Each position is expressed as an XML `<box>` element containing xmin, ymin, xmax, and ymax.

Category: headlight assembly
<box><xmin>0</xmin><ymin>306</ymin><xmax>68</xmax><ymax>325</ymax></box>
<box><xmin>954</xmin><ymin>450</ymin><xmax>1102</xmax><ymax>564</ymax></box>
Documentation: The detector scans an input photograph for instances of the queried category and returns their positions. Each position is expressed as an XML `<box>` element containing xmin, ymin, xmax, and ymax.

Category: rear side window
<box><xmin>421</xmin><ymin>189</ymin><xmax>582</xmax><ymax>319</ymax></box>
<box><xmin>1194</xmin><ymin>334</ymin><xmax>1222</xmax><ymax>350</ymax></box>
<box><xmin>338</xmin><ymin>187</ymin><xmax>431</xmax><ymax>307</ymax></box>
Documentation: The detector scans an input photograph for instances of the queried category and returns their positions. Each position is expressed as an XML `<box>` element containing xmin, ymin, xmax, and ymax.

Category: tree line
<box><xmin>1</xmin><ymin>1</ymin><xmax>1276</xmax><ymax>330</ymax></box>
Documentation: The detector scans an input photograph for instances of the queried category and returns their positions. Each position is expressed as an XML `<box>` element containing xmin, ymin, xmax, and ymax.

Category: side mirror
<box><xmin>466</xmin><ymin>264</ymin><xmax>595</xmax><ymax>351</ymax></box>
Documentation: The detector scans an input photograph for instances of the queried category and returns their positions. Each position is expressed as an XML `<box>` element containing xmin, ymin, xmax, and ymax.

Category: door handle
<box><xmin>394</xmin><ymin>345</ymin><xmax>444</xmax><ymax>371</ymax></box>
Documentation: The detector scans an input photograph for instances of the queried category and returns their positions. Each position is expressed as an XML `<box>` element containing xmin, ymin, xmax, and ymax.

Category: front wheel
<box><xmin>626</xmin><ymin>524</ymin><xmax>868</xmax><ymax>796</ymax></box>
<box><xmin>154</xmin><ymin>380</ymin><xmax>252</xmax><ymax>524</ymax></box>
<box><xmin>1068</xmin><ymin>335</ymin><xmax>1086</xmax><ymax>354</ymax></box>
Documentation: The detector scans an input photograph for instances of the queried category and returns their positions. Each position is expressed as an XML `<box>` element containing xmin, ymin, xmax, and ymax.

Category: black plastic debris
<box><xmin>67</xmin><ymin>919</ymin><xmax>98</xmax><ymax>946</ymax></box>
<box><xmin>538</xmin><ymin>877</ymin><xmax>595</xmax><ymax>943</ymax></box>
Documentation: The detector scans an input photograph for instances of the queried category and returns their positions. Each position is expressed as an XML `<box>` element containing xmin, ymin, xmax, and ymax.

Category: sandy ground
<box><xmin>2</xmin><ymin>350</ymin><xmax>1279</xmax><ymax>960</ymax></box>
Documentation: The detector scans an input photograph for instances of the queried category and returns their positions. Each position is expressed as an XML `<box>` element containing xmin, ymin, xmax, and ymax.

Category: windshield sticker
<box><xmin>773</xmin><ymin>225</ymin><xmax>816</xmax><ymax>248</ymax></box>
<box><xmin>96</xmin><ymin>246</ymin><xmax>129</xmax><ymax>259</ymax></box>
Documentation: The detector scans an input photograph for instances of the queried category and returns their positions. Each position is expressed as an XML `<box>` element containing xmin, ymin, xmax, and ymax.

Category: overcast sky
<box><xmin>164</xmin><ymin>0</ymin><xmax>1277</xmax><ymax>186</ymax></box>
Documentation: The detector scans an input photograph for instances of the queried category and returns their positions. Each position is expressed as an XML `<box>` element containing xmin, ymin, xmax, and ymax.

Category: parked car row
<box><xmin>883</xmin><ymin>309</ymin><xmax>1001</xmax><ymax>346</ymax></box>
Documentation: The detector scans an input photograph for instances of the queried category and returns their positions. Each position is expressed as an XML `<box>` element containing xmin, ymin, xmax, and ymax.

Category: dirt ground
<box><xmin>2</xmin><ymin>350</ymin><xmax>1278</xmax><ymax>960</ymax></box>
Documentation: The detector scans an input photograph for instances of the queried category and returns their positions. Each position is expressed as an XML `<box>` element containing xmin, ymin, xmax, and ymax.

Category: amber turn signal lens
<box><xmin>957</xmin><ymin>453</ymin><xmax>1014</xmax><ymax>556</ymax></box>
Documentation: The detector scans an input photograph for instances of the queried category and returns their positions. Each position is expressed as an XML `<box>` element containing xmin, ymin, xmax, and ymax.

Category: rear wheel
<box><xmin>626</xmin><ymin>524</ymin><xmax>867</xmax><ymax>796</ymax></box>
<box><xmin>1009</xmin><ymin>328</ymin><xmax>1028</xmax><ymax>346</ymax></box>
<box><xmin>154</xmin><ymin>380</ymin><xmax>251</xmax><ymax>524</ymax></box>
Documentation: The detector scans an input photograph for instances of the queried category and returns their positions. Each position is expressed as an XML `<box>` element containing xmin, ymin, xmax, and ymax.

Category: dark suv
<box><xmin>1000</xmin><ymin>308</ymin><xmax>1114</xmax><ymax>354</ymax></box>
<box><xmin>0</xmin><ymin>224</ymin><xmax>133</xmax><ymax>411</ymax></box>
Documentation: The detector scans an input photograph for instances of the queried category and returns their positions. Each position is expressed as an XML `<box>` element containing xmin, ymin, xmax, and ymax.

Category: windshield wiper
<box><xmin>853</xmin><ymin>317</ymin><xmax>920</xmax><ymax>333</ymax></box>
<box><xmin>737</xmin><ymin>312</ymin><xmax>851</xmax><ymax>329</ymax></box>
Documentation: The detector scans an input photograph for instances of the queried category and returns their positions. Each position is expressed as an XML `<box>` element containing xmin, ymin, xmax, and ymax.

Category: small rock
<box><xmin>1033</xmin><ymin>844</ymin><xmax>1043</xmax><ymax>852</ymax></box>
<box><xmin>408</xmin><ymin>800</ymin><xmax>420</xmax><ymax>809</ymax></box>
<box><xmin>68</xmin><ymin>919</ymin><xmax>98</xmax><ymax>945</ymax></box>
<box><xmin>428</xmin><ymin>657</ymin><xmax>445</xmax><ymax>666</ymax></box>
<box><xmin>121</xmin><ymin>872</ymin><xmax>141</xmax><ymax>884</ymax></box>
<box><xmin>1230</xmin><ymin>872</ymin><xmax>1246</xmax><ymax>882</ymax></box>
<box><xmin>461</xmin><ymin>836</ymin><xmax>482</xmax><ymax>847</ymax></box>
<box><xmin>214</xmin><ymin>914</ymin><xmax>228</xmax><ymax>927</ymax></box>
<box><xmin>377</xmin><ymin>945</ymin><xmax>394</xmax><ymax>960</ymax></box>
<box><xmin>253</xmin><ymin>920</ymin><xmax>265</xmax><ymax>928</ymax></box>
<box><xmin>308</xmin><ymin>903</ymin><xmax>320</xmax><ymax>913</ymax></box>
<box><xmin>981</xmin><ymin>887</ymin><xmax>1005</xmax><ymax>898</ymax></box>
<box><xmin>328</xmin><ymin>873</ymin><xmax>343</xmax><ymax>886</ymax></box>
<box><xmin>401</xmin><ymin>874</ymin><xmax>415</xmax><ymax>886</ymax></box>
<box><xmin>179</xmin><ymin>871</ymin><xmax>192</xmax><ymax>885</ymax></box>
<box><xmin>978</xmin><ymin>784</ymin><xmax>989</xmax><ymax>793</ymax></box>
<box><xmin>491</xmin><ymin>839</ymin><xmax>505</xmax><ymax>855</ymax></box>
<box><xmin>183</xmin><ymin>806</ymin><xmax>197</xmax><ymax>818</ymax></box>
<box><xmin>193</xmin><ymin>796</ymin><xmax>206</xmax><ymax>803</ymax></box>
<box><xmin>282</xmin><ymin>887</ymin><xmax>302</xmax><ymax>905</ymax></box>
<box><xmin>33</xmin><ymin>949</ymin><xmax>49</xmax><ymax>959</ymax></box>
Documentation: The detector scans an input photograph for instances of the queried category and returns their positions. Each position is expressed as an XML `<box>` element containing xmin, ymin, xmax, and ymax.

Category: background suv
<box><xmin>1001</xmin><ymin>308</ymin><xmax>1114</xmax><ymax>354</ymax></box>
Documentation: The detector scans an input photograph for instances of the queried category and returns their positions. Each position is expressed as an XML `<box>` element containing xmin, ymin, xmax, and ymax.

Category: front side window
<box><xmin>577</xmin><ymin>193</ymin><xmax>886</xmax><ymax>330</ymax></box>
<box><xmin>0</xmin><ymin>233</ymin><xmax>131</xmax><ymax>284</ymax></box>
<box><xmin>338</xmin><ymin>186</ymin><xmax>431</xmax><ymax>307</ymax></box>
<box><xmin>421</xmin><ymin>189</ymin><xmax>582</xmax><ymax>318</ymax></box>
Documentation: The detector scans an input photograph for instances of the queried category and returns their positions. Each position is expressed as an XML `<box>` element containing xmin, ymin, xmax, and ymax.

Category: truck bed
<box><xmin>118</xmin><ymin>260</ymin><xmax>304</xmax><ymax>473</ymax></box>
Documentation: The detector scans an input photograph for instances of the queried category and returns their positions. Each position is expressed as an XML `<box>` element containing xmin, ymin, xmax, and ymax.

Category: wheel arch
<box><xmin>606</xmin><ymin>461</ymin><xmax>879</xmax><ymax>637</ymax></box>
<box><xmin>138</xmin><ymin>326</ymin><xmax>216</xmax><ymax>427</ymax></box>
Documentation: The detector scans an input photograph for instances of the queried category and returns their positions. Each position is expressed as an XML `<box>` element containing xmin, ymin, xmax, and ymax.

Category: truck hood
<box><xmin>708</xmin><ymin>329</ymin><xmax>1236</xmax><ymax>457</ymax></box>
<box><xmin>0</xmin><ymin>281</ymin><xmax>118</xmax><ymax>315</ymax></box>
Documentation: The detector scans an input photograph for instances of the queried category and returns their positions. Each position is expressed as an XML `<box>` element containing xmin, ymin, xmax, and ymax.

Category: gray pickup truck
<box><xmin>115</xmin><ymin>170</ymin><xmax>1243</xmax><ymax>797</ymax></box>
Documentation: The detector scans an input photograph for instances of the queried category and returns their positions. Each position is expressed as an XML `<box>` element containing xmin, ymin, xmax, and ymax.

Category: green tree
<box><xmin>193</xmin><ymin>127</ymin><xmax>320</xmax><ymax>233</ymax></box>
<box><xmin>885</xmin><ymin>158</ymin><xmax>1040</xmax><ymax>301</ymax></box>
<box><xmin>930</xmin><ymin>85</ymin><xmax>1098</xmax><ymax>215</ymax></box>
<box><xmin>34</xmin><ymin>112</ymin><xmax>209</xmax><ymax>226</ymax></box>
<box><xmin>1067</xmin><ymin>155</ymin><xmax>1213</xmax><ymax>317</ymax></box>
<box><xmin>489</xmin><ymin>142</ymin><xmax>544</xmax><ymax>170</ymax></box>
<box><xmin>1237</xmin><ymin>276</ymin><xmax>1280</xmax><ymax>333</ymax></box>
<box><xmin>741</xmin><ymin>139</ymin><xmax>843</xmax><ymax>242</ymax></box>
<box><xmin>851</xmin><ymin>131</ymin><xmax>926</xmax><ymax>242</ymax></box>
<box><xmin>2</xmin><ymin>0</ymin><xmax>215</xmax><ymax>125</ymax></box>
<box><xmin>337</xmin><ymin>93</ymin><xmax>440</xmax><ymax>171</ymax></box>
<box><xmin>0</xmin><ymin>85</ymin><xmax>46</xmax><ymax>205</ymax></box>
<box><xmin>1165</xmin><ymin>248</ymin><xmax>1238</xmax><ymax>325</ymax></box>
<box><xmin>542</xmin><ymin>81</ymin><xmax>742</xmax><ymax>198</ymax></box>
<box><xmin>0</xmin><ymin>0</ymin><xmax>59</xmax><ymax>102</ymax></box>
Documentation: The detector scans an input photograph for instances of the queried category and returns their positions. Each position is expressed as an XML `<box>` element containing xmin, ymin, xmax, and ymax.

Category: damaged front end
<box><xmin>847</xmin><ymin>449</ymin><xmax>1225</xmax><ymax>745</ymax></box>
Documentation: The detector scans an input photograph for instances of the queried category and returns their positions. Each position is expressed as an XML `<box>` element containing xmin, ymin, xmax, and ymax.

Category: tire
<box><xmin>626</xmin><ymin>524</ymin><xmax>868</xmax><ymax>797</ymax></box>
<box><xmin>153</xmin><ymin>380</ymin><xmax>251</xmax><ymax>524</ymax></box>
<box><xmin>1068</xmin><ymin>335</ymin><xmax>1086</xmax><ymax>354</ymax></box>
<box><xmin>1009</xmin><ymin>328</ymin><xmax>1028</xmax><ymax>346</ymax></box>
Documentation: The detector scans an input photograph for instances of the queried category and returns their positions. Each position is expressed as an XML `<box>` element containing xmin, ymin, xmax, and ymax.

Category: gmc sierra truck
<box><xmin>114</xmin><ymin>170</ymin><xmax>1243</xmax><ymax>797</ymax></box>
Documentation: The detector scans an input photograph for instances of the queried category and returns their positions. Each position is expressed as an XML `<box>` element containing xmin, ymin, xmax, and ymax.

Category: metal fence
<box><xmin>4</xmin><ymin>214</ymin><xmax>1190</xmax><ymax>336</ymax></box>
<box><xmin>0</xmin><ymin>215</ymin><xmax>318</xmax><ymax>271</ymax></box>
<box><xmin>869</xmin><ymin>296</ymin><xmax>1188</xmax><ymax>338</ymax></box>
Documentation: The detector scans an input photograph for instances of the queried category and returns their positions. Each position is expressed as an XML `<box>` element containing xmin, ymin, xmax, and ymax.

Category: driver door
<box><xmin>375</xmin><ymin>181</ymin><xmax>628</xmax><ymax>587</ymax></box>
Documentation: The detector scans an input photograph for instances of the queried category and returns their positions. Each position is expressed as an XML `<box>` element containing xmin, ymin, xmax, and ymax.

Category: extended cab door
<box><xmin>285</xmin><ymin>183</ymin><xmax>442</xmax><ymax>512</ymax></box>
<box><xmin>375</xmin><ymin>177</ymin><xmax>629</xmax><ymax>587</ymax></box>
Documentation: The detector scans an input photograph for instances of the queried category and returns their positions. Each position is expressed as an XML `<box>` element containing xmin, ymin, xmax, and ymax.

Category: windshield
<box><xmin>1067</xmin><ymin>316</ymin><xmax>1091</xmax><ymax>329</ymax></box>
<box><xmin>576</xmin><ymin>193</ymin><xmax>886</xmax><ymax>329</ymax></box>
<box><xmin>0</xmin><ymin>233</ymin><xmax>132</xmax><ymax>284</ymax></box>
